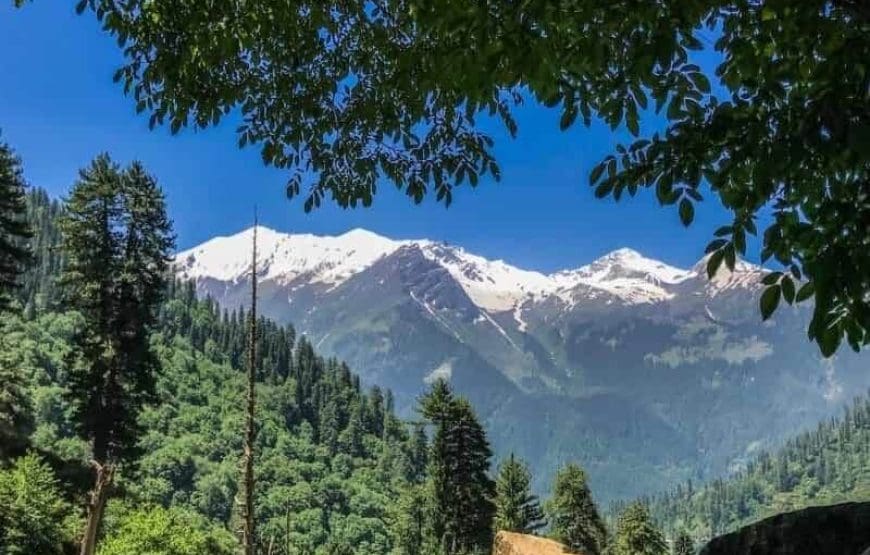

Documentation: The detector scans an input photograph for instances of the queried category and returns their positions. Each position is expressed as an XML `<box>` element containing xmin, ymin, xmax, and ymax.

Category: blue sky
<box><xmin>0</xmin><ymin>3</ymin><xmax>747</xmax><ymax>272</ymax></box>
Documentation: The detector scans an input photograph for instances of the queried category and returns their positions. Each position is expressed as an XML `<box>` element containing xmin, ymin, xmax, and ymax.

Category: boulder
<box><xmin>492</xmin><ymin>531</ymin><xmax>572</xmax><ymax>555</ymax></box>
<box><xmin>701</xmin><ymin>502</ymin><xmax>870</xmax><ymax>555</ymax></box>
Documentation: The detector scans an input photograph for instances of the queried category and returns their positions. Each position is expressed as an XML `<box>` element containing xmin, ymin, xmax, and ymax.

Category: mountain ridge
<box><xmin>173</xmin><ymin>225</ymin><xmax>870</xmax><ymax>503</ymax></box>
<box><xmin>175</xmin><ymin>225</ymin><xmax>764</xmax><ymax>313</ymax></box>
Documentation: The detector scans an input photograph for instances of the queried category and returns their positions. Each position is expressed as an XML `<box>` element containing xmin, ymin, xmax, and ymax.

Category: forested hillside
<box><xmin>2</xmin><ymin>182</ymin><xmax>557</xmax><ymax>555</ymax></box>
<box><xmin>0</xmin><ymin>187</ymin><xmax>438</xmax><ymax>553</ymax></box>
<box><xmin>4</xmin><ymin>182</ymin><xmax>869</xmax><ymax>555</ymax></box>
<box><xmin>642</xmin><ymin>393</ymin><xmax>870</xmax><ymax>546</ymax></box>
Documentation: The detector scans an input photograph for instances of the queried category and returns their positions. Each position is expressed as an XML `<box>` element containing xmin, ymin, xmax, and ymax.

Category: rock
<box><xmin>492</xmin><ymin>531</ymin><xmax>572</xmax><ymax>555</ymax></box>
<box><xmin>700</xmin><ymin>502</ymin><xmax>870</xmax><ymax>555</ymax></box>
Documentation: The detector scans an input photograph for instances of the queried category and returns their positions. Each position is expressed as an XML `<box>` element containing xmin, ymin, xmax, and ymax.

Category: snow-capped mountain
<box><xmin>174</xmin><ymin>226</ymin><xmax>870</xmax><ymax>502</ymax></box>
<box><xmin>175</xmin><ymin>226</ymin><xmax>760</xmax><ymax>314</ymax></box>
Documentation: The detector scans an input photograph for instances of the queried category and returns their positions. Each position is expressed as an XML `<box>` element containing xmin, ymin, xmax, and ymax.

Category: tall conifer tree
<box><xmin>0</xmin><ymin>139</ymin><xmax>32</xmax><ymax>458</ymax></box>
<box><xmin>494</xmin><ymin>453</ymin><xmax>546</xmax><ymax>535</ymax></box>
<box><xmin>546</xmin><ymin>463</ymin><xmax>608</xmax><ymax>555</ymax></box>
<box><xmin>420</xmin><ymin>379</ymin><xmax>496</xmax><ymax>554</ymax></box>
<box><xmin>612</xmin><ymin>502</ymin><xmax>667</xmax><ymax>555</ymax></box>
<box><xmin>59</xmin><ymin>155</ymin><xmax>173</xmax><ymax>555</ymax></box>
<box><xmin>0</xmin><ymin>137</ymin><xmax>30</xmax><ymax>310</ymax></box>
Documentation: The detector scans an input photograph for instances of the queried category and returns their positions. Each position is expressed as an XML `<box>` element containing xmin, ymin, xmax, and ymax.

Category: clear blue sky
<box><xmin>0</xmin><ymin>3</ymin><xmax>753</xmax><ymax>272</ymax></box>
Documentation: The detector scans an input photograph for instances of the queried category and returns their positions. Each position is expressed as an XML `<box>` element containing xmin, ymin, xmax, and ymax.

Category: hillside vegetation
<box><xmin>2</xmin><ymin>185</ymin><xmax>868</xmax><ymax>555</ymax></box>
<box><xmin>641</xmin><ymin>393</ymin><xmax>870</xmax><ymax>545</ymax></box>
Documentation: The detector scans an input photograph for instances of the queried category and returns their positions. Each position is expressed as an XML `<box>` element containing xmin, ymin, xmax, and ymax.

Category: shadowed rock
<box><xmin>701</xmin><ymin>502</ymin><xmax>870</xmax><ymax>555</ymax></box>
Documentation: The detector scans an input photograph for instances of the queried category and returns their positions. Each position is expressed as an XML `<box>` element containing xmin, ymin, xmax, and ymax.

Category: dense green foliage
<box><xmin>20</xmin><ymin>188</ymin><xmax>63</xmax><ymax>314</ymax></box>
<box><xmin>60</xmin><ymin>155</ymin><xmax>174</xmax><ymax>465</ymax></box>
<box><xmin>0</xmin><ymin>186</ymin><xmax>421</xmax><ymax>552</ymax></box>
<box><xmin>97</xmin><ymin>505</ymin><xmax>236</xmax><ymax>555</ymax></box>
<box><xmin>545</xmin><ymin>463</ymin><xmax>608</xmax><ymax>555</ymax></box>
<box><xmin>610</xmin><ymin>502</ymin><xmax>667</xmax><ymax>555</ymax></box>
<box><xmin>0</xmin><ymin>324</ymin><xmax>33</xmax><ymax>459</ymax></box>
<box><xmin>0</xmin><ymin>138</ymin><xmax>32</xmax><ymax>460</ymax></box>
<box><xmin>46</xmin><ymin>0</ymin><xmax>870</xmax><ymax>355</ymax></box>
<box><xmin>0</xmin><ymin>452</ymin><xmax>80</xmax><ymax>554</ymax></box>
<box><xmin>58</xmin><ymin>155</ymin><xmax>175</xmax><ymax>553</ymax></box>
<box><xmin>493</xmin><ymin>453</ymin><xmax>546</xmax><ymax>535</ymax></box>
<box><xmin>421</xmin><ymin>379</ymin><xmax>496</xmax><ymax>554</ymax></box>
<box><xmin>0</xmin><ymin>137</ymin><xmax>30</xmax><ymax>310</ymax></box>
<box><xmin>647</xmin><ymin>393</ymin><xmax>870</xmax><ymax>545</ymax></box>
<box><xmin>2</xmin><ymin>177</ymin><xmax>868</xmax><ymax>554</ymax></box>
<box><xmin>1</xmin><ymin>186</ymin><xmax>521</xmax><ymax>553</ymax></box>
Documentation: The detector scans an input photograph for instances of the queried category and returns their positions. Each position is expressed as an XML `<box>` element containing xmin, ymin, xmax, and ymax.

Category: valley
<box><xmin>176</xmin><ymin>227</ymin><xmax>870</xmax><ymax>501</ymax></box>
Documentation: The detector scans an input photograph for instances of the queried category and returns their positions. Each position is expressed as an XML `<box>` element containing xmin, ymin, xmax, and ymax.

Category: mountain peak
<box><xmin>338</xmin><ymin>227</ymin><xmax>391</xmax><ymax>243</ymax></box>
<box><xmin>175</xmin><ymin>228</ymin><xmax>768</xmax><ymax>312</ymax></box>
<box><xmin>601</xmin><ymin>247</ymin><xmax>644</xmax><ymax>260</ymax></box>
<box><xmin>566</xmin><ymin>248</ymin><xmax>693</xmax><ymax>285</ymax></box>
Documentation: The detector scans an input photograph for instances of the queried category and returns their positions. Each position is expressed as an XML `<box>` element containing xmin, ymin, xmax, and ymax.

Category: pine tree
<box><xmin>420</xmin><ymin>379</ymin><xmax>496</xmax><ymax>554</ymax></box>
<box><xmin>0</xmin><ymin>139</ymin><xmax>32</xmax><ymax>459</ymax></box>
<box><xmin>612</xmin><ymin>502</ymin><xmax>667</xmax><ymax>555</ymax></box>
<box><xmin>0</xmin><ymin>453</ymin><xmax>78</xmax><ymax>554</ymax></box>
<box><xmin>392</xmin><ymin>484</ymin><xmax>430</xmax><ymax>555</ymax></box>
<box><xmin>59</xmin><ymin>155</ymin><xmax>173</xmax><ymax>555</ymax></box>
<box><xmin>0</xmin><ymin>332</ymin><xmax>33</xmax><ymax>460</ymax></box>
<box><xmin>546</xmin><ymin>463</ymin><xmax>607</xmax><ymax>555</ymax></box>
<box><xmin>494</xmin><ymin>453</ymin><xmax>546</xmax><ymax>535</ymax></box>
<box><xmin>21</xmin><ymin>188</ymin><xmax>64</xmax><ymax>311</ymax></box>
<box><xmin>673</xmin><ymin>530</ymin><xmax>694</xmax><ymax>555</ymax></box>
<box><xmin>0</xmin><ymin>137</ymin><xmax>30</xmax><ymax>311</ymax></box>
<box><xmin>408</xmin><ymin>424</ymin><xmax>429</xmax><ymax>483</ymax></box>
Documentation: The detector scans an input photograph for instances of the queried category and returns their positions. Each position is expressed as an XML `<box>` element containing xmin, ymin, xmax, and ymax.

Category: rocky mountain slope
<box><xmin>175</xmin><ymin>227</ymin><xmax>870</xmax><ymax>501</ymax></box>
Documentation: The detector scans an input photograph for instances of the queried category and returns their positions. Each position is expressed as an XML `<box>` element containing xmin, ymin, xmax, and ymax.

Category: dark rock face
<box><xmin>701</xmin><ymin>502</ymin><xmax>870</xmax><ymax>555</ymax></box>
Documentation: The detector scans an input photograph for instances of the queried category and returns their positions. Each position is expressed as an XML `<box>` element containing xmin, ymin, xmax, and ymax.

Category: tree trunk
<box><xmin>242</xmin><ymin>218</ymin><xmax>258</xmax><ymax>555</ymax></box>
<box><xmin>80</xmin><ymin>461</ymin><xmax>114</xmax><ymax>555</ymax></box>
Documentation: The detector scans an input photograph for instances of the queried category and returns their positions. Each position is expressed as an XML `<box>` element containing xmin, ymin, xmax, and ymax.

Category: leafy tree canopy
<box><xmin>31</xmin><ymin>0</ymin><xmax>869</xmax><ymax>356</ymax></box>
<box><xmin>98</xmin><ymin>505</ymin><xmax>236</xmax><ymax>555</ymax></box>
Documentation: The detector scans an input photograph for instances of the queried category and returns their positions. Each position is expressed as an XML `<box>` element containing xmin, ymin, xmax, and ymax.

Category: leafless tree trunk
<box><xmin>242</xmin><ymin>217</ymin><xmax>258</xmax><ymax>555</ymax></box>
<box><xmin>80</xmin><ymin>461</ymin><xmax>114</xmax><ymax>555</ymax></box>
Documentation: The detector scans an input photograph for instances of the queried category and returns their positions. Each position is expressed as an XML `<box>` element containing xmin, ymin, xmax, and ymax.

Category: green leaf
<box><xmin>761</xmin><ymin>271</ymin><xmax>782</xmax><ymax>286</ymax></box>
<box><xmin>667</xmin><ymin>98</ymin><xmax>683</xmax><ymax>120</ymax></box>
<box><xmin>724</xmin><ymin>244</ymin><xmax>736</xmax><ymax>270</ymax></box>
<box><xmin>560</xmin><ymin>108</ymin><xmax>578</xmax><ymax>131</ymax></box>
<box><xmin>706</xmin><ymin>249</ymin><xmax>725</xmax><ymax>279</ymax></box>
<box><xmin>589</xmin><ymin>163</ymin><xmax>605</xmax><ymax>185</ymax></box>
<box><xmin>595</xmin><ymin>182</ymin><xmax>614</xmax><ymax>198</ymax></box>
<box><xmin>795</xmin><ymin>281</ymin><xmax>815</xmax><ymax>303</ymax></box>
<box><xmin>691</xmin><ymin>72</ymin><xmax>711</xmax><ymax>94</ymax></box>
<box><xmin>705</xmin><ymin>239</ymin><xmax>727</xmax><ymax>254</ymax></box>
<box><xmin>626</xmin><ymin>111</ymin><xmax>639</xmax><ymax>136</ymax></box>
<box><xmin>781</xmin><ymin>275</ymin><xmax>795</xmax><ymax>304</ymax></box>
<box><xmin>760</xmin><ymin>285</ymin><xmax>781</xmax><ymax>321</ymax></box>
<box><xmin>819</xmin><ymin>324</ymin><xmax>842</xmax><ymax>358</ymax></box>
<box><xmin>679</xmin><ymin>198</ymin><xmax>694</xmax><ymax>226</ymax></box>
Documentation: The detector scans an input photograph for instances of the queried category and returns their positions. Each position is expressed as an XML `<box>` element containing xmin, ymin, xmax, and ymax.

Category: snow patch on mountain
<box><xmin>550</xmin><ymin>248</ymin><xmax>695</xmax><ymax>305</ymax></box>
<box><xmin>174</xmin><ymin>227</ymin><xmax>767</xmax><ymax>317</ymax></box>
<box><xmin>175</xmin><ymin>227</ymin><xmax>399</xmax><ymax>286</ymax></box>
<box><xmin>418</xmin><ymin>243</ymin><xmax>553</xmax><ymax>311</ymax></box>
<box><xmin>424</xmin><ymin>360</ymin><xmax>453</xmax><ymax>384</ymax></box>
